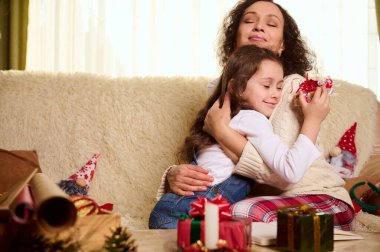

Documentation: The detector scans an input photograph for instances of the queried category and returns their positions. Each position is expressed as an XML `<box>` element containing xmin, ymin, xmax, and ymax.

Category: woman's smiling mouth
<box><xmin>249</xmin><ymin>35</ymin><xmax>266</xmax><ymax>41</ymax></box>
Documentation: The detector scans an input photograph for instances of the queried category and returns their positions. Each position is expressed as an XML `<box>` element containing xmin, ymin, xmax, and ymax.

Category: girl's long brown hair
<box><xmin>177</xmin><ymin>45</ymin><xmax>283</xmax><ymax>163</ymax></box>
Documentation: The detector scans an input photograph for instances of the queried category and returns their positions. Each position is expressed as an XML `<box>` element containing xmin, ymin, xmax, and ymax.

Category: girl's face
<box><xmin>240</xmin><ymin>59</ymin><xmax>284</xmax><ymax>117</ymax></box>
<box><xmin>236</xmin><ymin>1</ymin><xmax>285</xmax><ymax>55</ymax></box>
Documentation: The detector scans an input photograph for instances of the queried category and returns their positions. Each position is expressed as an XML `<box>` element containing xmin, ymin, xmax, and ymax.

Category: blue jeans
<box><xmin>148</xmin><ymin>174</ymin><xmax>254</xmax><ymax>229</ymax></box>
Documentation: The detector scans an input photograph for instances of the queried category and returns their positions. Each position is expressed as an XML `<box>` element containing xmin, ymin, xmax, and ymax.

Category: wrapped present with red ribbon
<box><xmin>290</xmin><ymin>74</ymin><xmax>333</xmax><ymax>123</ymax></box>
<box><xmin>276</xmin><ymin>205</ymin><xmax>333</xmax><ymax>252</ymax></box>
<box><xmin>177</xmin><ymin>195</ymin><xmax>251</xmax><ymax>251</ymax></box>
<box><xmin>292</xmin><ymin>73</ymin><xmax>333</xmax><ymax>103</ymax></box>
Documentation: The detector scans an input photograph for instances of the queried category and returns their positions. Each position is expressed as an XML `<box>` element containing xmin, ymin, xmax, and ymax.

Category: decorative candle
<box><xmin>205</xmin><ymin>201</ymin><xmax>219</xmax><ymax>249</ymax></box>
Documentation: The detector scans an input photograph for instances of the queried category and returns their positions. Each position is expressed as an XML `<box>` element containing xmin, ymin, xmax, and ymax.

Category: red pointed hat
<box><xmin>69</xmin><ymin>153</ymin><xmax>101</xmax><ymax>191</ymax></box>
<box><xmin>338</xmin><ymin>122</ymin><xmax>357</xmax><ymax>157</ymax></box>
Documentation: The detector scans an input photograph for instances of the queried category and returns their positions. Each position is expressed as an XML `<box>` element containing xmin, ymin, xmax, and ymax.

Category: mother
<box><xmin>156</xmin><ymin>0</ymin><xmax>354</xmax><ymax>230</ymax></box>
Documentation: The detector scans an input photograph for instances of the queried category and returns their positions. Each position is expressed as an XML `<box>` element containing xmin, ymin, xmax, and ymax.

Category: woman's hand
<box><xmin>167</xmin><ymin>164</ymin><xmax>214</xmax><ymax>196</ymax></box>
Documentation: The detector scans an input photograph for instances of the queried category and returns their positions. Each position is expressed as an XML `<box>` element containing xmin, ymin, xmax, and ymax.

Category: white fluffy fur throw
<box><xmin>0</xmin><ymin>71</ymin><xmax>209</xmax><ymax>229</ymax></box>
<box><xmin>0</xmin><ymin>71</ymin><xmax>378</xmax><ymax>230</ymax></box>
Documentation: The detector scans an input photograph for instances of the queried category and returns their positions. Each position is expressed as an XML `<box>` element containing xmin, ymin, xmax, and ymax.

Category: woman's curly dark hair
<box><xmin>217</xmin><ymin>0</ymin><xmax>315</xmax><ymax>76</ymax></box>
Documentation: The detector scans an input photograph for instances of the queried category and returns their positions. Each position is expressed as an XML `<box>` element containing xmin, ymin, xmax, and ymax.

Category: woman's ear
<box><xmin>278</xmin><ymin>41</ymin><xmax>285</xmax><ymax>56</ymax></box>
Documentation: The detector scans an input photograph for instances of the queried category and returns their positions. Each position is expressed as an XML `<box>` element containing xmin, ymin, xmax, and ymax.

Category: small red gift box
<box><xmin>177</xmin><ymin>218</ymin><xmax>250</xmax><ymax>250</ymax></box>
<box><xmin>176</xmin><ymin>195</ymin><xmax>251</xmax><ymax>251</ymax></box>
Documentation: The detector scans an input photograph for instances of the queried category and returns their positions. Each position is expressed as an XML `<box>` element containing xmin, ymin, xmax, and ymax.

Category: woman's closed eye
<box><xmin>242</xmin><ymin>13</ymin><xmax>257</xmax><ymax>24</ymax></box>
<box><xmin>243</xmin><ymin>18</ymin><xmax>256</xmax><ymax>24</ymax></box>
<box><xmin>266</xmin><ymin>17</ymin><xmax>279</xmax><ymax>27</ymax></box>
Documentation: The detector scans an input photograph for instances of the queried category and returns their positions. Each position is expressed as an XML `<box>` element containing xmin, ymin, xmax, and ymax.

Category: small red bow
<box><xmin>189</xmin><ymin>194</ymin><xmax>232</xmax><ymax>219</ymax></box>
<box><xmin>293</xmin><ymin>74</ymin><xmax>333</xmax><ymax>102</ymax></box>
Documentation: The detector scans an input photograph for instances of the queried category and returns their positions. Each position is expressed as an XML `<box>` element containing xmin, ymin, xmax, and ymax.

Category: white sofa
<box><xmin>0</xmin><ymin>70</ymin><xmax>378</xmax><ymax>230</ymax></box>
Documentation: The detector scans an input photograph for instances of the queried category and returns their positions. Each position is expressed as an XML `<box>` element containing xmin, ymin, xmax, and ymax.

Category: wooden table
<box><xmin>131</xmin><ymin>229</ymin><xmax>380</xmax><ymax>252</ymax></box>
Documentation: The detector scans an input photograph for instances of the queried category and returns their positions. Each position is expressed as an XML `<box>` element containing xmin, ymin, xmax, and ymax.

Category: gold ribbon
<box><xmin>287</xmin><ymin>213</ymin><xmax>294</xmax><ymax>251</ymax></box>
<box><xmin>313</xmin><ymin>215</ymin><xmax>320</xmax><ymax>252</ymax></box>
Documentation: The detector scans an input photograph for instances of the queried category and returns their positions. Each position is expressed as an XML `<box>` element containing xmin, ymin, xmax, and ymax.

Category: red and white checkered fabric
<box><xmin>231</xmin><ymin>194</ymin><xmax>354</xmax><ymax>231</ymax></box>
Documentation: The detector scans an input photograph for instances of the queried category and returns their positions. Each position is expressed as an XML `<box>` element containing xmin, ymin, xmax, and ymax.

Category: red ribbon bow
<box><xmin>189</xmin><ymin>194</ymin><xmax>232</xmax><ymax>220</ymax></box>
<box><xmin>292</xmin><ymin>74</ymin><xmax>333</xmax><ymax>102</ymax></box>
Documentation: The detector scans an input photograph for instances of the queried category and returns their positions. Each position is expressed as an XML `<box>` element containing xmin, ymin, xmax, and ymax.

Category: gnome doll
<box><xmin>329</xmin><ymin>122</ymin><xmax>357</xmax><ymax>179</ymax></box>
<box><xmin>58</xmin><ymin>153</ymin><xmax>113</xmax><ymax>216</ymax></box>
<box><xmin>58</xmin><ymin>153</ymin><xmax>101</xmax><ymax>196</ymax></box>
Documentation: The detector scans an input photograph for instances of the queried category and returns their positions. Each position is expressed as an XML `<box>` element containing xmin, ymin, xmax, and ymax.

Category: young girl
<box><xmin>149</xmin><ymin>45</ymin><xmax>330</xmax><ymax>229</ymax></box>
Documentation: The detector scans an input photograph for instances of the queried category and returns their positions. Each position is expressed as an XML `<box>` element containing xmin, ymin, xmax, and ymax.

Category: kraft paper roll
<box><xmin>29</xmin><ymin>173</ymin><xmax>77</xmax><ymax>231</ymax></box>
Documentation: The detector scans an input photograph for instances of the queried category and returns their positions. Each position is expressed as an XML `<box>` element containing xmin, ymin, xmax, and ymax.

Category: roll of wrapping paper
<box><xmin>0</xmin><ymin>168</ymin><xmax>38</xmax><ymax>221</ymax></box>
<box><xmin>29</xmin><ymin>173</ymin><xmax>77</xmax><ymax>231</ymax></box>
<box><xmin>10</xmin><ymin>185</ymin><xmax>35</xmax><ymax>224</ymax></box>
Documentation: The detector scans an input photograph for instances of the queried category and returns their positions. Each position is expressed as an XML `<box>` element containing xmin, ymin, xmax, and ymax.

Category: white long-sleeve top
<box><xmin>196</xmin><ymin>109</ymin><xmax>321</xmax><ymax>185</ymax></box>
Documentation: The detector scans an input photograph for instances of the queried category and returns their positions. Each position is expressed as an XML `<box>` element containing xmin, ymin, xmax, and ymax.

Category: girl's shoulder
<box><xmin>231</xmin><ymin>110</ymin><xmax>272</xmax><ymax>135</ymax></box>
<box><xmin>235</xmin><ymin>110</ymin><xmax>268</xmax><ymax>121</ymax></box>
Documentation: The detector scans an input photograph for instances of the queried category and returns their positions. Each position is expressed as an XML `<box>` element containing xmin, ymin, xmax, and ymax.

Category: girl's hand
<box><xmin>167</xmin><ymin>164</ymin><xmax>214</xmax><ymax>196</ymax></box>
<box><xmin>203</xmin><ymin>93</ymin><xmax>232</xmax><ymax>139</ymax></box>
<box><xmin>300</xmin><ymin>86</ymin><xmax>330</xmax><ymax>124</ymax></box>
<box><xmin>299</xmin><ymin>86</ymin><xmax>331</xmax><ymax>143</ymax></box>
<box><xmin>203</xmin><ymin>92</ymin><xmax>247</xmax><ymax>162</ymax></box>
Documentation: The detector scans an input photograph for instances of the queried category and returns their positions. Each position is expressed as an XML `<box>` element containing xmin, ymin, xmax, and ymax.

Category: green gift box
<box><xmin>276</xmin><ymin>205</ymin><xmax>333</xmax><ymax>252</ymax></box>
